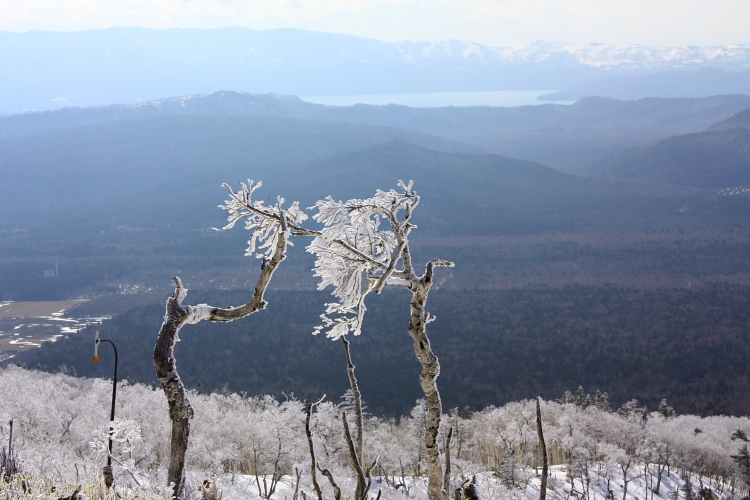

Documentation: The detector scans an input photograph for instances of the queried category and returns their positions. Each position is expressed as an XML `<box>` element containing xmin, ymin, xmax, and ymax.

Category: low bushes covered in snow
<box><xmin>0</xmin><ymin>366</ymin><xmax>748</xmax><ymax>500</ymax></box>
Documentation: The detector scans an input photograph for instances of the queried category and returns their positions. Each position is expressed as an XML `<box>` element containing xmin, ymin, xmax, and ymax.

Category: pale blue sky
<box><xmin>1</xmin><ymin>0</ymin><xmax>749</xmax><ymax>47</ymax></box>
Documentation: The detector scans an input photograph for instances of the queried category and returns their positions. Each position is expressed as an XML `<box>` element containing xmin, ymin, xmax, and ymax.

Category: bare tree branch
<box><xmin>373</xmin><ymin>240</ymin><xmax>407</xmax><ymax>293</ymax></box>
<box><xmin>443</xmin><ymin>426</ymin><xmax>454</xmax><ymax>500</ymax></box>
<box><xmin>318</xmin><ymin>465</ymin><xmax>342</xmax><ymax>500</ymax></box>
<box><xmin>342</xmin><ymin>336</ymin><xmax>364</xmax><ymax>459</ymax></box>
<box><xmin>305</xmin><ymin>395</ymin><xmax>326</xmax><ymax>500</ymax></box>
<box><xmin>343</xmin><ymin>412</ymin><xmax>369</xmax><ymax>500</ymax></box>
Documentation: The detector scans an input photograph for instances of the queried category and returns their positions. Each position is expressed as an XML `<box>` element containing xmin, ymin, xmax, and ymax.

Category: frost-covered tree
<box><xmin>153</xmin><ymin>179</ymin><xmax>455</xmax><ymax>499</ymax></box>
<box><xmin>306</xmin><ymin>181</ymin><xmax>454</xmax><ymax>500</ymax></box>
<box><xmin>731</xmin><ymin>444</ymin><xmax>750</xmax><ymax>486</ymax></box>
<box><xmin>658</xmin><ymin>400</ymin><xmax>676</xmax><ymax>419</ymax></box>
<box><xmin>153</xmin><ymin>180</ymin><xmax>309</xmax><ymax>499</ymax></box>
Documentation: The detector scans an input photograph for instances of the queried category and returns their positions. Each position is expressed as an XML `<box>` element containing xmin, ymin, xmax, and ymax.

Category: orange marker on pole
<box><xmin>94</xmin><ymin>329</ymin><xmax>100</xmax><ymax>364</ymax></box>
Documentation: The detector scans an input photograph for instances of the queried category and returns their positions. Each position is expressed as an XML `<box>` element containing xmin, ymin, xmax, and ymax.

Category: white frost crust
<box><xmin>185</xmin><ymin>304</ymin><xmax>213</xmax><ymax>325</ymax></box>
<box><xmin>219</xmin><ymin>180</ymin><xmax>307</xmax><ymax>260</ymax></box>
<box><xmin>385</xmin><ymin>277</ymin><xmax>411</xmax><ymax>287</ymax></box>
<box><xmin>175</xmin><ymin>277</ymin><xmax>188</xmax><ymax>304</ymax></box>
<box><xmin>307</xmin><ymin>181</ymin><xmax>417</xmax><ymax>338</ymax></box>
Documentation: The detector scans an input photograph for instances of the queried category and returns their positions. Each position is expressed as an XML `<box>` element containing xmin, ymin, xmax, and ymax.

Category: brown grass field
<box><xmin>0</xmin><ymin>300</ymin><xmax>93</xmax><ymax>354</ymax></box>
<box><xmin>0</xmin><ymin>300</ymin><xmax>87</xmax><ymax>318</ymax></box>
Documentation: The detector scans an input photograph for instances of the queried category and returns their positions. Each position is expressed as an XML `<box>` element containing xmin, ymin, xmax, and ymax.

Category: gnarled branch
<box><xmin>154</xmin><ymin>200</ymin><xmax>293</xmax><ymax>499</ymax></box>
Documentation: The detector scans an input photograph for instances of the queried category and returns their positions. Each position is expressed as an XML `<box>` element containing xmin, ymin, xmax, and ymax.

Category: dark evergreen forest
<box><xmin>12</xmin><ymin>284</ymin><xmax>750</xmax><ymax>417</ymax></box>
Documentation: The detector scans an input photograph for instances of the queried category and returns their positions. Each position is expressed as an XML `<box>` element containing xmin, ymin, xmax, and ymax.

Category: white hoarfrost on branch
<box><xmin>304</xmin><ymin>180</ymin><xmax>454</xmax><ymax>500</ymax></box>
<box><xmin>219</xmin><ymin>180</ymin><xmax>308</xmax><ymax>260</ymax></box>
<box><xmin>306</xmin><ymin>180</ymin><xmax>430</xmax><ymax>339</ymax></box>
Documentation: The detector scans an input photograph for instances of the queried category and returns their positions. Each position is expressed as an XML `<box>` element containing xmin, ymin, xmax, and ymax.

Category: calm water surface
<box><xmin>300</xmin><ymin>90</ymin><xmax>574</xmax><ymax>108</ymax></box>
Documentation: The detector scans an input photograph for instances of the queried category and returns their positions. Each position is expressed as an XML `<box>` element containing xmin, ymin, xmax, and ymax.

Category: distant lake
<box><xmin>300</xmin><ymin>90</ymin><xmax>575</xmax><ymax>108</ymax></box>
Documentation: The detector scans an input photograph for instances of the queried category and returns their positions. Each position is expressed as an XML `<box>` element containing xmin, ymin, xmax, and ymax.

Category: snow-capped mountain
<box><xmin>1</xmin><ymin>28</ymin><xmax>749</xmax><ymax>114</ymax></box>
<box><xmin>496</xmin><ymin>41</ymin><xmax>750</xmax><ymax>68</ymax></box>
<box><xmin>392</xmin><ymin>39</ymin><xmax>750</xmax><ymax>69</ymax></box>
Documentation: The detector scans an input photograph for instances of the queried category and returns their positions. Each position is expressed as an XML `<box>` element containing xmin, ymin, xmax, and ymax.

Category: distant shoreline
<box><xmin>301</xmin><ymin>89</ymin><xmax>575</xmax><ymax>107</ymax></box>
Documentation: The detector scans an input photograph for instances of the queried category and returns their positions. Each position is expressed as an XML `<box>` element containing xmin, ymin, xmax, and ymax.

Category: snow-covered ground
<box><xmin>199</xmin><ymin>464</ymin><xmax>731</xmax><ymax>500</ymax></box>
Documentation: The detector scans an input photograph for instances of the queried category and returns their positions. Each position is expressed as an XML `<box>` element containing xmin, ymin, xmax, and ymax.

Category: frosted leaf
<box><xmin>219</xmin><ymin>180</ymin><xmax>308</xmax><ymax>259</ymax></box>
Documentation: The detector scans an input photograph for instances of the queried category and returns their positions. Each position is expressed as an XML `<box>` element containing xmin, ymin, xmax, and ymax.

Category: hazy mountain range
<box><xmin>3</xmin><ymin>27</ymin><xmax>750</xmax><ymax>114</ymax></box>
<box><xmin>591</xmin><ymin>106</ymin><xmax>750</xmax><ymax>187</ymax></box>
<box><xmin>3</xmin><ymin>90</ymin><xmax>749</xmax><ymax>174</ymax></box>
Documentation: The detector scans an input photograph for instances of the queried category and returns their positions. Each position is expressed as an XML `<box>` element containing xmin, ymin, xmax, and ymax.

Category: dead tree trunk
<box><xmin>536</xmin><ymin>398</ymin><xmax>548</xmax><ymax>500</ymax></box>
<box><xmin>153</xmin><ymin>282</ymin><xmax>194</xmax><ymax>499</ymax></box>
<box><xmin>408</xmin><ymin>259</ymin><xmax>454</xmax><ymax>500</ymax></box>
<box><xmin>154</xmin><ymin>210</ymin><xmax>290</xmax><ymax>499</ymax></box>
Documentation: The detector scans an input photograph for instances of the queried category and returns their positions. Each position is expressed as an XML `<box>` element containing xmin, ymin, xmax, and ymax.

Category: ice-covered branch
<box><xmin>425</xmin><ymin>259</ymin><xmax>455</xmax><ymax>285</ymax></box>
<box><xmin>332</xmin><ymin>239</ymin><xmax>390</xmax><ymax>271</ymax></box>
<box><xmin>373</xmin><ymin>240</ymin><xmax>407</xmax><ymax>293</ymax></box>
<box><xmin>220</xmin><ymin>180</ymin><xmax>309</xmax><ymax>259</ymax></box>
<box><xmin>307</xmin><ymin>181</ymin><xmax>440</xmax><ymax>339</ymax></box>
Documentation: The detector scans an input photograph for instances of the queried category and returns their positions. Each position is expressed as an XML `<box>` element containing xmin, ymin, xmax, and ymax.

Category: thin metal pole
<box><xmin>99</xmin><ymin>339</ymin><xmax>118</xmax><ymax>466</ymax></box>
<box><xmin>95</xmin><ymin>335</ymin><xmax>118</xmax><ymax>488</ymax></box>
<box><xmin>7</xmin><ymin>420</ymin><xmax>12</xmax><ymax>463</ymax></box>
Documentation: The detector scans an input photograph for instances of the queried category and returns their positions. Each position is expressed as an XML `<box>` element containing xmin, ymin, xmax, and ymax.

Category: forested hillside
<box><xmin>2</xmin><ymin>88</ymin><xmax>750</xmax><ymax>464</ymax></box>
<box><xmin>12</xmin><ymin>283</ymin><xmax>750</xmax><ymax>417</ymax></box>
<box><xmin>590</xmin><ymin>127</ymin><xmax>750</xmax><ymax>187</ymax></box>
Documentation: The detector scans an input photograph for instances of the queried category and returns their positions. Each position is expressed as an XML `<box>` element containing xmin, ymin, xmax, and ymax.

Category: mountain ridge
<box><xmin>589</xmin><ymin>108</ymin><xmax>750</xmax><ymax>188</ymax></box>
<box><xmin>4</xmin><ymin>90</ymin><xmax>750</xmax><ymax>174</ymax></box>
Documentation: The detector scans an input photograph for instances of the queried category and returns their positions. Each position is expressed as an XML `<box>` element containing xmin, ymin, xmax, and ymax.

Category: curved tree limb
<box><xmin>154</xmin><ymin>207</ymin><xmax>292</xmax><ymax>499</ymax></box>
<box><xmin>318</xmin><ymin>465</ymin><xmax>342</xmax><ymax>500</ymax></box>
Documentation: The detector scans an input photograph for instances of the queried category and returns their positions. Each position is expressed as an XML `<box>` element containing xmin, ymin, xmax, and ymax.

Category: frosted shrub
<box><xmin>2</xmin><ymin>367</ymin><xmax>750</xmax><ymax>500</ymax></box>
